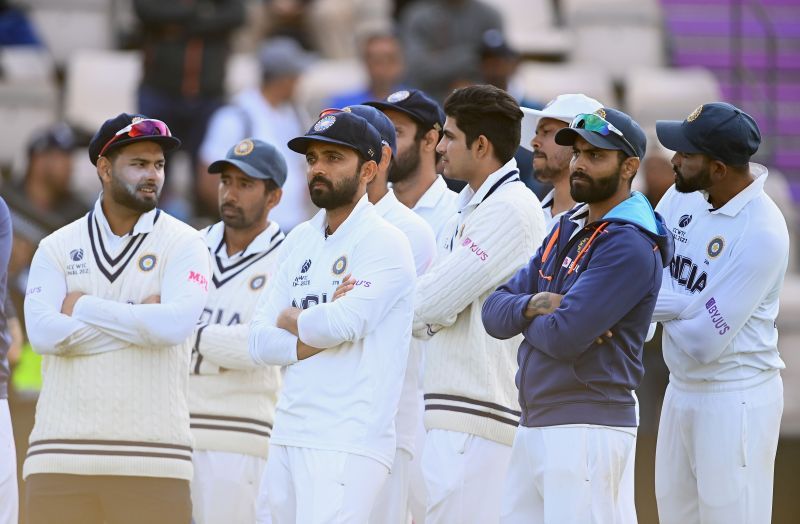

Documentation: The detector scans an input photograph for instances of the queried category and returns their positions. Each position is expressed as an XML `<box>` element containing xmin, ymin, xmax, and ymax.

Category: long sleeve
<box><xmin>249</xmin><ymin>253</ymin><xmax>300</xmax><ymax>367</ymax></box>
<box><xmin>481</xmin><ymin>244</ymin><xmax>544</xmax><ymax>340</ymax></box>
<box><xmin>195</xmin><ymin>323</ymin><xmax>257</xmax><ymax>370</ymax></box>
<box><xmin>24</xmin><ymin>246</ymin><xmax>131</xmax><ymax>356</ymax></box>
<box><xmin>414</xmin><ymin>199</ymin><xmax>540</xmax><ymax>333</ymax></box>
<box><xmin>652</xmin><ymin>276</ymin><xmax>692</xmax><ymax>322</ymax></box>
<box><xmin>661</xmin><ymin>232</ymin><xmax>788</xmax><ymax>364</ymax></box>
<box><xmin>525</xmin><ymin>231</ymin><xmax>658</xmax><ymax>361</ymax></box>
<box><xmin>72</xmin><ymin>235</ymin><xmax>210</xmax><ymax>347</ymax></box>
<box><xmin>297</xmin><ymin>230</ymin><xmax>416</xmax><ymax>349</ymax></box>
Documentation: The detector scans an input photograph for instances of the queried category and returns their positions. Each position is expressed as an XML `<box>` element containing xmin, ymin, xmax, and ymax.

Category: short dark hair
<box><xmin>263</xmin><ymin>179</ymin><xmax>280</xmax><ymax>193</ymax></box>
<box><xmin>443</xmin><ymin>84</ymin><xmax>522</xmax><ymax>164</ymax></box>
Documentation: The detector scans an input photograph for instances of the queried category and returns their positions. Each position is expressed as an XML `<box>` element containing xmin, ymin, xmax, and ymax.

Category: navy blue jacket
<box><xmin>482</xmin><ymin>192</ymin><xmax>673</xmax><ymax>428</ymax></box>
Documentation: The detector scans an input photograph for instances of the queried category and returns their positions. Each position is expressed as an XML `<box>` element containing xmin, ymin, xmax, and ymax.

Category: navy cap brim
<box><xmin>287</xmin><ymin>135</ymin><xmax>364</xmax><ymax>156</ymax></box>
<box><xmin>555</xmin><ymin>128</ymin><xmax>631</xmax><ymax>155</ymax></box>
<box><xmin>207</xmin><ymin>158</ymin><xmax>272</xmax><ymax>180</ymax></box>
<box><xmin>364</xmin><ymin>101</ymin><xmax>426</xmax><ymax>127</ymax></box>
<box><xmin>655</xmin><ymin>120</ymin><xmax>704</xmax><ymax>154</ymax></box>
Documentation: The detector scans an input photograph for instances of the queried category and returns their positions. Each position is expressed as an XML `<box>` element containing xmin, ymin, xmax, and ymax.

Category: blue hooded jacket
<box><xmin>482</xmin><ymin>192</ymin><xmax>673</xmax><ymax>428</ymax></box>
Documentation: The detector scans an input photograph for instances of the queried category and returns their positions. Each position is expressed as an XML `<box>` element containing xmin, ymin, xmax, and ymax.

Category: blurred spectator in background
<box><xmin>400</xmin><ymin>0</ymin><xmax>502</xmax><ymax>102</ymax></box>
<box><xmin>326</xmin><ymin>31</ymin><xmax>406</xmax><ymax>109</ymax></box>
<box><xmin>0</xmin><ymin>0</ymin><xmax>40</xmax><ymax>47</ymax></box>
<box><xmin>263</xmin><ymin>0</ymin><xmax>314</xmax><ymax>50</ymax></box>
<box><xmin>199</xmin><ymin>37</ymin><xmax>315</xmax><ymax>230</ymax></box>
<box><xmin>641</xmin><ymin>146</ymin><xmax>677</xmax><ymax>208</ymax></box>
<box><xmin>134</xmin><ymin>0</ymin><xmax>244</xmax><ymax>176</ymax></box>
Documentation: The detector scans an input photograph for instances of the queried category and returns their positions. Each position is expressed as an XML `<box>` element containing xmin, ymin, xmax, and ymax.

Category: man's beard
<box><xmin>110</xmin><ymin>173</ymin><xmax>160</xmax><ymax>212</ymax></box>
<box><xmin>674</xmin><ymin>165</ymin><xmax>712</xmax><ymax>193</ymax></box>
<box><xmin>309</xmin><ymin>168</ymin><xmax>361</xmax><ymax>209</ymax></box>
<box><xmin>388</xmin><ymin>144</ymin><xmax>421</xmax><ymax>184</ymax></box>
<box><xmin>569</xmin><ymin>168</ymin><xmax>621</xmax><ymax>203</ymax></box>
<box><xmin>219</xmin><ymin>201</ymin><xmax>266</xmax><ymax>230</ymax></box>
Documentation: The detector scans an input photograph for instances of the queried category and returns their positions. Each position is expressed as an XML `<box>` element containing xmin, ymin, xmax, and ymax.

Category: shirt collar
<box><xmin>541</xmin><ymin>188</ymin><xmax>555</xmax><ymax>209</ymax></box>
<box><xmin>413</xmin><ymin>175</ymin><xmax>450</xmax><ymax>211</ymax></box>
<box><xmin>93</xmin><ymin>193</ymin><xmax>159</xmax><ymax>239</ymax></box>
<box><xmin>569</xmin><ymin>202</ymin><xmax>590</xmax><ymax>227</ymax></box>
<box><xmin>373</xmin><ymin>188</ymin><xmax>398</xmax><ymax>217</ymax></box>
<box><xmin>708</xmin><ymin>163</ymin><xmax>769</xmax><ymax>217</ymax></box>
<box><xmin>206</xmin><ymin>220</ymin><xmax>284</xmax><ymax>260</ymax></box>
<box><xmin>457</xmin><ymin>158</ymin><xmax>519</xmax><ymax>211</ymax></box>
<box><xmin>309</xmin><ymin>193</ymin><xmax>373</xmax><ymax>239</ymax></box>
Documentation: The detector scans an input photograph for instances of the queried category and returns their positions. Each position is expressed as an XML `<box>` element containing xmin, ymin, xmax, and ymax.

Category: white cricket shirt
<box><xmin>411</xmin><ymin>175</ymin><xmax>459</xmax><ymax>247</ymax></box>
<box><xmin>249</xmin><ymin>195</ymin><xmax>416</xmax><ymax>467</ymax></box>
<box><xmin>654</xmin><ymin>164</ymin><xmax>789</xmax><ymax>383</ymax></box>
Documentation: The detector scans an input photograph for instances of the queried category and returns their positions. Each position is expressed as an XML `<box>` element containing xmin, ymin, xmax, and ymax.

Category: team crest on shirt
<box><xmin>387</xmin><ymin>90</ymin><xmax>410</xmax><ymax>102</ymax></box>
<box><xmin>314</xmin><ymin>115</ymin><xmax>336</xmax><ymax>132</ymax></box>
<box><xmin>687</xmin><ymin>105</ymin><xmax>703</xmax><ymax>123</ymax></box>
<box><xmin>69</xmin><ymin>248</ymin><xmax>84</xmax><ymax>262</ymax></box>
<box><xmin>332</xmin><ymin>255</ymin><xmax>348</xmax><ymax>275</ymax></box>
<box><xmin>706</xmin><ymin>236</ymin><xmax>724</xmax><ymax>258</ymax></box>
<box><xmin>250</xmin><ymin>274</ymin><xmax>266</xmax><ymax>290</ymax></box>
<box><xmin>234</xmin><ymin>139</ymin><xmax>254</xmax><ymax>156</ymax></box>
<box><xmin>138</xmin><ymin>254</ymin><xmax>157</xmax><ymax>272</ymax></box>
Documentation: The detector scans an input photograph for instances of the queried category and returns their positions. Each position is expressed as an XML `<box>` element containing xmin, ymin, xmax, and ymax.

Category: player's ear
<box><xmin>96</xmin><ymin>156</ymin><xmax>112</xmax><ymax>184</ymax></box>
<box><xmin>266</xmin><ymin>186</ymin><xmax>282</xmax><ymax>210</ymax></box>
<box><xmin>422</xmin><ymin>128</ymin><xmax>439</xmax><ymax>152</ymax></box>
<box><xmin>709</xmin><ymin>158</ymin><xmax>728</xmax><ymax>182</ymax></box>
<box><xmin>359</xmin><ymin>159</ymin><xmax>378</xmax><ymax>185</ymax></box>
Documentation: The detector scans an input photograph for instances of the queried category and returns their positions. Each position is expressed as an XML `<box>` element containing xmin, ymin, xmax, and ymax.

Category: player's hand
<box><xmin>142</xmin><ymin>295</ymin><xmax>161</xmax><ymax>304</ymax></box>
<box><xmin>523</xmin><ymin>292</ymin><xmax>563</xmax><ymax>319</ymax></box>
<box><xmin>595</xmin><ymin>330</ymin><xmax>613</xmax><ymax>345</ymax></box>
<box><xmin>61</xmin><ymin>291</ymin><xmax>85</xmax><ymax>316</ymax></box>
<box><xmin>277</xmin><ymin>307</ymin><xmax>301</xmax><ymax>336</ymax></box>
<box><xmin>332</xmin><ymin>274</ymin><xmax>355</xmax><ymax>301</ymax></box>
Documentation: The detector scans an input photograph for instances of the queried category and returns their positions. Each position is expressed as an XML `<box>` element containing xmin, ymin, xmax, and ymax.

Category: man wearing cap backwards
<box><xmin>409</xmin><ymin>84</ymin><xmax>545</xmax><ymax>523</ymax></box>
<box><xmin>324</xmin><ymin>104</ymin><xmax>436</xmax><ymax>524</ymax></box>
<box><xmin>248</xmin><ymin>111</ymin><xmax>416</xmax><ymax>522</ymax></box>
<box><xmin>366</xmin><ymin>88</ymin><xmax>459</xmax><ymax>246</ymax></box>
<box><xmin>21</xmin><ymin>113</ymin><xmax>210</xmax><ymax>523</ymax></box>
<box><xmin>652</xmin><ymin>102</ymin><xmax>789</xmax><ymax>524</ymax></box>
<box><xmin>188</xmin><ymin>138</ymin><xmax>287</xmax><ymax>524</ymax></box>
<box><xmin>482</xmin><ymin>107</ymin><xmax>673</xmax><ymax>523</ymax></box>
<box><xmin>519</xmin><ymin>94</ymin><xmax>604</xmax><ymax>232</ymax></box>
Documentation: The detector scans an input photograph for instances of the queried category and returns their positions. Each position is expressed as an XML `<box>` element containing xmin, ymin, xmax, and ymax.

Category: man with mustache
<box><xmin>22</xmin><ymin>113</ymin><xmax>210</xmax><ymax>523</ymax></box>
<box><xmin>188</xmin><ymin>138</ymin><xmax>287</xmax><ymax>524</ymax></box>
<box><xmin>519</xmin><ymin>94</ymin><xmax>603</xmax><ymax>232</ymax></box>
<box><xmin>248</xmin><ymin>111</ymin><xmax>416</xmax><ymax>522</ymax></box>
<box><xmin>652</xmin><ymin>103</ymin><xmax>789</xmax><ymax>524</ymax></box>
<box><xmin>482</xmin><ymin>108</ymin><xmax>673</xmax><ymax>523</ymax></box>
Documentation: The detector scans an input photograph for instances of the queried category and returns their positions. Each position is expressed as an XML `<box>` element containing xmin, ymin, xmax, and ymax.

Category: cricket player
<box><xmin>653</xmin><ymin>102</ymin><xmax>789</xmax><ymax>524</ymax></box>
<box><xmin>413</xmin><ymin>85</ymin><xmax>546</xmax><ymax>523</ymax></box>
<box><xmin>189</xmin><ymin>138</ymin><xmax>287</xmax><ymax>524</ymax></box>
<box><xmin>22</xmin><ymin>113</ymin><xmax>210</xmax><ymax>523</ymax></box>
<box><xmin>248</xmin><ymin>111</ymin><xmax>416</xmax><ymax>523</ymax></box>
<box><xmin>482</xmin><ymin>108</ymin><xmax>672</xmax><ymax>523</ymax></box>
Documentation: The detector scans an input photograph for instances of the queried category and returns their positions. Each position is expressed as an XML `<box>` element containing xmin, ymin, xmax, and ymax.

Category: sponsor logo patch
<box><xmin>300</xmin><ymin>259</ymin><xmax>312</xmax><ymax>274</ymax></box>
<box><xmin>188</xmin><ymin>271</ymin><xmax>209</xmax><ymax>292</ymax></box>
<box><xmin>69</xmin><ymin>248</ymin><xmax>84</xmax><ymax>262</ymax></box>
<box><xmin>679</xmin><ymin>214</ymin><xmax>692</xmax><ymax>228</ymax></box>
<box><xmin>461</xmin><ymin>237</ymin><xmax>489</xmax><ymax>261</ymax></box>
<box><xmin>705</xmin><ymin>297</ymin><xmax>730</xmax><ymax>335</ymax></box>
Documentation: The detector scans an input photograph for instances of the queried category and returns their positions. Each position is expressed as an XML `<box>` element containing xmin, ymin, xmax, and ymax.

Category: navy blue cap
<box><xmin>88</xmin><ymin>113</ymin><xmax>181</xmax><ymax>165</ymax></box>
<box><xmin>555</xmin><ymin>107</ymin><xmax>646</xmax><ymax>158</ymax></box>
<box><xmin>365</xmin><ymin>89</ymin><xmax>445</xmax><ymax>133</ymax></box>
<box><xmin>656</xmin><ymin>102</ymin><xmax>760</xmax><ymax>165</ymax></box>
<box><xmin>342</xmin><ymin>104</ymin><xmax>397</xmax><ymax>156</ymax></box>
<box><xmin>28</xmin><ymin>122</ymin><xmax>76</xmax><ymax>156</ymax></box>
<box><xmin>288</xmin><ymin>111</ymin><xmax>382</xmax><ymax>162</ymax></box>
<box><xmin>480</xmin><ymin>29</ymin><xmax>518</xmax><ymax>59</ymax></box>
<box><xmin>208</xmin><ymin>138</ymin><xmax>288</xmax><ymax>187</ymax></box>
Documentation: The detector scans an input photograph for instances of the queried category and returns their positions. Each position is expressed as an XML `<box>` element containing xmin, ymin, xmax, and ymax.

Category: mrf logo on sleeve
<box><xmin>188</xmin><ymin>270</ymin><xmax>208</xmax><ymax>292</ymax></box>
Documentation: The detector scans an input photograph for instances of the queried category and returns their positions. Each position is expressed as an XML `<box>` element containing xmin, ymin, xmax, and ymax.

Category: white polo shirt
<box><xmin>411</xmin><ymin>175</ymin><xmax>459</xmax><ymax>247</ymax></box>
<box><xmin>249</xmin><ymin>195</ymin><xmax>416</xmax><ymax>467</ymax></box>
<box><xmin>653</xmin><ymin>163</ymin><xmax>789</xmax><ymax>383</ymax></box>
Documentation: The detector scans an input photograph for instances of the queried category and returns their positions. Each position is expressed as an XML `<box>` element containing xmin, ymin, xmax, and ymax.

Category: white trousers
<box><xmin>264</xmin><ymin>444</ymin><xmax>389</xmax><ymax>524</ymax></box>
<box><xmin>191</xmin><ymin>449</ymin><xmax>267</xmax><ymax>524</ymax></box>
<box><xmin>655</xmin><ymin>372</ymin><xmax>783</xmax><ymax>524</ymax></box>
<box><xmin>500</xmin><ymin>425</ymin><xmax>637</xmax><ymax>524</ymax></box>
<box><xmin>0</xmin><ymin>399</ymin><xmax>17</xmax><ymax>524</ymax></box>
<box><xmin>422</xmin><ymin>429</ymin><xmax>511</xmax><ymax>524</ymax></box>
<box><xmin>370</xmin><ymin>448</ymin><xmax>411</xmax><ymax>524</ymax></box>
<box><xmin>407</xmin><ymin>410</ymin><xmax>427</xmax><ymax>524</ymax></box>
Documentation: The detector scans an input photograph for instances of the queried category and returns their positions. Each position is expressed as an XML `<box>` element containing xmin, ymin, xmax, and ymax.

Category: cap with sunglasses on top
<box><xmin>89</xmin><ymin>113</ymin><xmax>181</xmax><ymax>165</ymax></box>
<box><xmin>555</xmin><ymin>108</ymin><xmax>646</xmax><ymax>159</ymax></box>
<box><xmin>288</xmin><ymin>111</ymin><xmax>383</xmax><ymax>162</ymax></box>
<box><xmin>655</xmin><ymin>102</ymin><xmax>760</xmax><ymax>165</ymax></box>
<box><xmin>365</xmin><ymin>89</ymin><xmax>445</xmax><ymax>133</ymax></box>
<box><xmin>318</xmin><ymin>105</ymin><xmax>397</xmax><ymax>156</ymax></box>
<box><xmin>208</xmin><ymin>138</ymin><xmax>288</xmax><ymax>187</ymax></box>
<box><xmin>519</xmin><ymin>94</ymin><xmax>603</xmax><ymax>152</ymax></box>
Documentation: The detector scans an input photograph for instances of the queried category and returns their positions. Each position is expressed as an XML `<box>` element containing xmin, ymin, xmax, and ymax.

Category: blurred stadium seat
<box><xmin>482</xmin><ymin>0</ymin><xmax>570</xmax><ymax>57</ymax></box>
<box><xmin>295</xmin><ymin>58</ymin><xmax>366</xmax><ymax>117</ymax></box>
<box><xmin>0</xmin><ymin>82</ymin><xmax>58</xmax><ymax>170</ymax></box>
<box><xmin>516</xmin><ymin>62</ymin><xmax>618</xmax><ymax>108</ymax></box>
<box><xmin>64</xmin><ymin>49</ymin><xmax>142</xmax><ymax>134</ymax></box>
<box><xmin>0</xmin><ymin>47</ymin><xmax>55</xmax><ymax>83</ymax></box>
<box><xmin>29</xmin><ymin>5</ymin><xmax>113</xmax><ymax>68</ymax></box>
